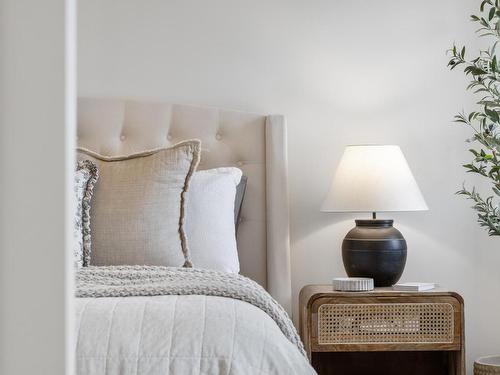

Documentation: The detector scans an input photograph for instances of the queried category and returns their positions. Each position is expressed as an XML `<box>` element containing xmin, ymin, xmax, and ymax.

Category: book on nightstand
<box><xmin>393</xmin><ymin>282</ymin><xmax>435</xmax><ymax>291</ymax></box>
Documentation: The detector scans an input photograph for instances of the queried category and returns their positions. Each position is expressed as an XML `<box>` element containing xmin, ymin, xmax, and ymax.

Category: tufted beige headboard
<box><xmin>77</xmin><ymin>98</ymin><xmax>292</xmax><ymax>314</ymax></box>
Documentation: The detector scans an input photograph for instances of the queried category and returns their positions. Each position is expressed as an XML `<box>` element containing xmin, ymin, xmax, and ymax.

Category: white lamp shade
<box><xmin>321</xmin><ymin>145</ymin><xmax>428</xmax><ymax>212</ymax></box>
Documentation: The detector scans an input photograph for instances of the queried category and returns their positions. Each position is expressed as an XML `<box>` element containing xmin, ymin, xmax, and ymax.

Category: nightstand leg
<box><xmin>449</xmin><ymin>350</ymin><xmax>465</xmax><ymax>375</ymax></box>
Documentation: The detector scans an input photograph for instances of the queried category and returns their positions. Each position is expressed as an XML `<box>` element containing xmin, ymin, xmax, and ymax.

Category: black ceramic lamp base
<box><xmin>342</xmin><ymin>219</ymin><xmax>407</xmax><ymax>287</ymax></box>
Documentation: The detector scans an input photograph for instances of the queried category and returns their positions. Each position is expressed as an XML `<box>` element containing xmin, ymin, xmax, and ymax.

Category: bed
<box><xmin>74</xmin><ymin>98</ymin><xmax>315</xmax><ymax>374</ymax></box>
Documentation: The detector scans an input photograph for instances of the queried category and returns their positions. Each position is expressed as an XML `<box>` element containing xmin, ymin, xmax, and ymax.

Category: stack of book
<box><xmin>392</xmin><ymin>282</ymin><xmax>435</xmax><ymax>291</ymax></box>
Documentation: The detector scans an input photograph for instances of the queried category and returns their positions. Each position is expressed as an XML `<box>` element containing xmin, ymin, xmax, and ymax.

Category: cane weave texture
<box><xmin>318</xmin><ymin>303</ymin><xmax>454</xmax><ymax>344</ymax></box>
<box><xmin>474</xmin><ymin>362</ymin><xmax>500</xmax><ymax>375</ymax></box>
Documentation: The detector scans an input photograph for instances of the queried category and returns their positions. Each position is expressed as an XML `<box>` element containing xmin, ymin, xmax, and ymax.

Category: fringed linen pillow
<box><xmin>77</xmin><ymin>140</ymin><xmax>200</xmax><ymax>267</ymax></box>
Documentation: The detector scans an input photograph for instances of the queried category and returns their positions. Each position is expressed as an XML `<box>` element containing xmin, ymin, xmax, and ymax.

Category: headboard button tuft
<box><xmin>167</xmin><ymin>134</ymin><xmax>173</xmax><ymax>141</ymax></box>
<box><xmin>215</xmin><ymin>133</ymin><xmax>222</xmax><ymax>141</ymax></box>
<box><xmin>120</xmin><ymin>134</ymin><xmax>126</xmax><ymax>141</ymax></box>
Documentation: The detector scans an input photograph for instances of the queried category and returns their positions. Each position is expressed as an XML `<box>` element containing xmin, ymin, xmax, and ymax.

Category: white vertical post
<box><xmin>265</xmin><ymin>115</ymin><xmax>292</xmax><ymax>316</ymax></box>
<box><xmin>0</xmin><ymin>0</ymin><xmax>76</xmax><ymax>374</ymax></box>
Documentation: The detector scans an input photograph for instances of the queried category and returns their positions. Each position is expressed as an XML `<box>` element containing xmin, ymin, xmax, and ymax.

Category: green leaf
<box><xmin>489</xmin><ymin>6</ymin><xmax>496</xmax><ymax>20</ymax></box>
<box><xmin>467</xmin><ymin>66</ymin><xmax>488</xmax><ymax>75</ymax></box>
<box><xmin>485</xmin><ymin>107</ymin><xmax>500</xmax><ymax>122</ymax></box>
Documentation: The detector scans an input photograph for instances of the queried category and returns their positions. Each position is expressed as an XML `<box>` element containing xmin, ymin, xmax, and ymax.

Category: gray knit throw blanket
<box><xmin>76</xmin><ymin>266</ymin><xmax>306</xmax><ymax>357</ymax></box>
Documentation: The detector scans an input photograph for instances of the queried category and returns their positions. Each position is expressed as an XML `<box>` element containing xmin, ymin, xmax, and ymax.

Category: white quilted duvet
<box><xmin>75</xmin><ymin>295</ymin><xmax>316</xmax><ymax>375</ymax></box>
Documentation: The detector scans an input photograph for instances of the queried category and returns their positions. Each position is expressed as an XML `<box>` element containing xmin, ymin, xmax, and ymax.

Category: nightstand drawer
<box><xmin>317</xmin><ymin>302</ymin><xmax>454</xmax><ymax>345</ymax></box>
<box><xmin>309</xmin><ymin>294</ymin><xmax>462</xmax><ymax>352</ymax></box>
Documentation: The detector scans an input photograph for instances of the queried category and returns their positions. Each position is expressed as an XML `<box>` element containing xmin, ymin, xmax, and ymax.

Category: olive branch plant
<box><xmin>448</xmin><ymin>0</ymin><xmax>500</xmax><ymax>236</ymax></box>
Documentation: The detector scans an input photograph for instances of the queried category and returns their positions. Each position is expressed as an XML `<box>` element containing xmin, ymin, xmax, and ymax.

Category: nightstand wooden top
<box><xmin>299</xmin><ymin>284</ymin><xmax>463</xmax><ymax>308</ymax></box>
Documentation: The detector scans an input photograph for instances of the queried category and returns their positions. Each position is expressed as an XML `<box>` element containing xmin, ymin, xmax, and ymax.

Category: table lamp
<box><xmin>321</xmin><ymin>145</ymin><xmax>428</xmax><ymax>286</ymax></box>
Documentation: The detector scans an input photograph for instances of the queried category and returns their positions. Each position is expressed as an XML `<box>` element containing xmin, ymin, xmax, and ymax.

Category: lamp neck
<box><xmin>355</xmin><ymin>219</ymin><xmax>394</xmax><ymax>228</ymax></box>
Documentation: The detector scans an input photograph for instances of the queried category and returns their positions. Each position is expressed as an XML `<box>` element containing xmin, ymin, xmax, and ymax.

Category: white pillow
<box><xmin>185</xmin><ymin>167</ymin><xmax>242</xmax><ymax>273</ymax></box>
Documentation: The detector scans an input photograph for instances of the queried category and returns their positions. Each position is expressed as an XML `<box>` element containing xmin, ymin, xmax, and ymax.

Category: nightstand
<box><xmin>299</xmin><ymin>285</ymin><xmax>465</xmax><ymax>375</ymax></box>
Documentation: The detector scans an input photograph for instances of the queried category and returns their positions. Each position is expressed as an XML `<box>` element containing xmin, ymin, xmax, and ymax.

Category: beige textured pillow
<box><xmin>77</xmin><ymin>140</ymin><xmax>200</xmax><ymax>267</ymax></box>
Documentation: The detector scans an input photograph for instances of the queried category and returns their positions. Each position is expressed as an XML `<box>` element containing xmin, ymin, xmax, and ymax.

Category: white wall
<box><xmin>0</xmin><ymin>0</ymin><xmax>75</xmax><ymax>374</ymax></box>
<box><xmin>78</xmin><ymin>0</ymin><xmax>500</xmax><ymax>372</ymax></box>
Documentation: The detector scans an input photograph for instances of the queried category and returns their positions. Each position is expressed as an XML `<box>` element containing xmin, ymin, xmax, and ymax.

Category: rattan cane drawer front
<box><xmin>317</xmin><ymin>303</ymin><xmax>454</xmax><ymax>345</ymax></box>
